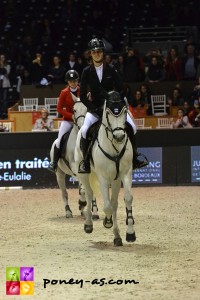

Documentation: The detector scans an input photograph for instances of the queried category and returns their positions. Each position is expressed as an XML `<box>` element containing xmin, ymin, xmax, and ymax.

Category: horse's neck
<box><xmin>72</xmin><ymin>123</ymin><xmax>79</xmax><ymax>134</ymax></box>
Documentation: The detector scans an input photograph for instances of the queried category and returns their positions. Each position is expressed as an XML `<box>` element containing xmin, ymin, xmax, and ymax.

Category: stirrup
<box><xmin>78</xmin><ymin>160</ymin><xmax>91</xmax><ymax>174</ymax></box>
<box><xmin>133</xmin><ymin>153</ymin><xmax>149</xmax><ymax>170</ymax></box>
<box><xmin>48</xmin><ymin>162</ymin><xmax>57</xmax><ymax>173</ymax></box>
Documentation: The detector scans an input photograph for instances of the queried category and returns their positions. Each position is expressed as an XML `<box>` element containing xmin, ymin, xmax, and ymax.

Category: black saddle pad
<box><xmin>84</xmin><ymin>120</ymin><xmax>101</xmax><ymax>164</ymax></box>
<box><xmin>60</xmin><ymin>128</ymin><xmax>72</xmax><ymax>158</ymax></box>
<box><xmin>86</xmin><ymin>120</ymin><xmax>101</xmax><ymax>141</ymax></box>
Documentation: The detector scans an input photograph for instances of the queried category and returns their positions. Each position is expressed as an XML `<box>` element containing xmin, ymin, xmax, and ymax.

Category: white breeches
<box><xmin>81</xmin><ymin>112</ymin><xmax>99</xmax><ymax>139</ymax></box>
<box><xmin>81</xmin><ymin>111</ymin><xmax>137</xmax><ymax>139</ymax></box>
<box><xmin>56</xmin><ymin>120</ymin><xmax>73</xmax><ymax>148</ymax></box>
<box><xmin>127</xmin><ymin>113</ymin><xmax>137</xmax><ymax>134</ymax></box>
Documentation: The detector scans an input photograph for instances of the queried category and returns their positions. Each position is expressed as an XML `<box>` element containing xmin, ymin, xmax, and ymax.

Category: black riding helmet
<box><xmin>65</xmin><ymin>70</ymin><xmax>79</xmax><ymax>82</ymax></box>
<box><xmin>88</xmin><ymin>38</ymin><xmax>105</xmax><ymax>51</ymax></box>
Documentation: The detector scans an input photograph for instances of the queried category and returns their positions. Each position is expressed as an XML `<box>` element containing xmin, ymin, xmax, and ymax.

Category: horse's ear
<box><xmin>103</xmin><ymin>100</ymin><xmax>107</xmax><ymax>110</ymax></box>
<box><xmin>124</xmin><ymin>97</ymin><xmax>129</xmax><ymax>107</ymax></box>
<box><xmin>71</xmin><ymin>93</ymin><xmax>80</xmax><ymax>103</ymax></box>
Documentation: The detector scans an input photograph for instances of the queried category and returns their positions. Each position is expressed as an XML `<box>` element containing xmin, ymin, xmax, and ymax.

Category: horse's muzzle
<box><xmin>113</xmin><ymin>132</ymin><xmax>125</xmax><ymax>143</ymax></box>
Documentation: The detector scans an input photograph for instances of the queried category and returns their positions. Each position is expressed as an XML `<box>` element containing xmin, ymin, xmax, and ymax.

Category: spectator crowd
<box><xmin>0</xmin><ymin>0</ymin><xmax>200</xmax><ymax>127</ymax></box>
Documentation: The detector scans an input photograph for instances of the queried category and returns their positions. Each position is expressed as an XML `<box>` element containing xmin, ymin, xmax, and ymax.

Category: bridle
<box><xmin>73</xmin><ymin>101</ymin><xmax>85</xmax><ymax>130</ymax></box>
<box><xmin>103</xmin><ymin>106</ymin><xmax>127</xmax><ymax>140</ymax></box>
<box><xmin>97</xmin><ymin>104</ymin><xmax>128</xmax><ymax>180</ymax></box>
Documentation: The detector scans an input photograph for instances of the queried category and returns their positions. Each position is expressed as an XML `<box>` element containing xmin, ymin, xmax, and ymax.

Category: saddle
<box><xmin>83</xmin><ymin>120</ymin><xmax>101</xmax><ymax>163</ymax></box>
<box><xmin>59</xmin><ymin>128</ymin><xmax>72</xmax><ymax>159</ymax></box>
<box><xmin>83</xmin><ymin>121</ymin><xmax>133</xmax><ymax>163</ymax></box>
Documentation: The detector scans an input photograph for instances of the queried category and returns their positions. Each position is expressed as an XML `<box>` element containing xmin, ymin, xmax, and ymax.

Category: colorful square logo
<box><xmin>20</xmin><ymin>267</ymin><xmax>34</xmax><ymax>281</ymax></box>
<box><xmin>6</xmin><ymin>267</ymin><xmax>34</xmax><ymax>296</ymax></box>
<box><xmin>6</xmin><ymin>281</ymin><xmax>20</xmax><ymax>295</ymax></box>
<box><xmin>20</xmin><ymin>281</ymin><xmax>34</xmax><ymax>295</ymax></box>
<box><xmin>6</xmin><ymin>267</ymin><xmax>20</xmax><ymax>282</ymax></box>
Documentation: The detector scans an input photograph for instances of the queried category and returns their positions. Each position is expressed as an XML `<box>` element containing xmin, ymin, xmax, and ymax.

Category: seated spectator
<box><xmin>139</xmin><ymin>84</ymin><xmax>151</xmax><ymax>105</ymax></box>
<box><xmin>144</xmin><ymin>48</ymin><xmax>165</xmax><ymax>67</ymax></box>
<box><xmin>0</xmin><ymin>122</ymin><xmax>9</xmax><ymax>132</ymax></box>
<box><xmin>165</xmin><ymin>46</ymin><xmax>183</xmax><ymax>81</ymax></box>
<box><xmin>132</xmin><ymin>90</ymin><xmax>146</xmax><ymax>108</ymax></box>
<box><xmin>47</xmin><ymin>55</ymin><xmax>65</xmax><ymax>85</ymax></box>
<box><xmin>171</xmin><ymin>108</ymin><xmax>192</xmax><ymax>128</ymax></box>
<box><xmin>188</xmin><ymin>99</ymin><xmax>200</xmax><ymax>127</ymax></box>
<box><xmin>146</xmin><ymin>56</ymin><xmax>164</xmax><ymax>83</ymax></box>
<box><xmin>0</xmin><ymin>54</ymin><xmax>11</xmax><ymax>119</ymax></box>
<box><xmin>104</xmin><ymin>54</ymin><xmax>113</xmax><ymax>65</ymax></box>
<box><xmin>81</xmin><ymin>50</ymin><xmax>91</xmax><ymax>68</ymax></box>
<box><xmin>182</xmin><ymin>44</ymin><xmax>200</xmax><ymax>80</ymax></box>
<box><xmin>139</xmin><ymin>84</ymin><xmax>152</xmax><ymax>115</ymax></box>
<box><xmin>114</xmin><ymin>54</ymin><xmax>124</xmax><ymax>79</ymax></box>
<box><xmin>168</xmin><ymin>87</ymin><xmax>184</xmax><ymax>106</ymax></box>
<box><xmin>64</xmin><ymin>52</ymin><xmax>82</xmax><ymax>76</ymax></box>
<box><xmin>33</xmin><ymin>108</ymin><xmax>54</xmax><ymax>131</ymax></box>
<box><xmin>20</xmin><ymin>69</ymin><xmax>32</xmax><ymax>85</ymax></box>
<box><xmin>190</xmin><ymin>77</ymin><xmax>200</xmax><ymax>104</ymax></box>
<box><xmin>182</xmin><ymin>101</ymin><xmax>192</xmax><ymax>116</ymax></box>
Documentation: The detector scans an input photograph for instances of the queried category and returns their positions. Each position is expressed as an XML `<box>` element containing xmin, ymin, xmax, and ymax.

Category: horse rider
<box><xmin>48</xmin><ymin>69</ymin><xmax>80</xmax><ymax>172</ymax></box>
<box><xmin>78</xmin><ymin>37</ymin><xmax>148</xmax><ymax>173</ymax></box>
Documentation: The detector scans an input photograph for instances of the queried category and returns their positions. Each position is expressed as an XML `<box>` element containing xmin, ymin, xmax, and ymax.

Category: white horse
<box><xmin>50</xmin><ymin>98</ymin><xmax>99</xmax><ymax>218</ymax></box>
<box><xmin>75</xmin><ymin>91</ymin><xmax>136</xmax><ymax>246</ymax></box>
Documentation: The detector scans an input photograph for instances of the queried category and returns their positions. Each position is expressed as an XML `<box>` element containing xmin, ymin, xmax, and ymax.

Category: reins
<box><xmin>97</xmin><ymin>106</ymin><xmax>128</xmax><ymax>180</ymax></box>
<box><xmin>97</xmin><ymin>136</ymin><xmax>128</xmax><ymax>180</ymax></box>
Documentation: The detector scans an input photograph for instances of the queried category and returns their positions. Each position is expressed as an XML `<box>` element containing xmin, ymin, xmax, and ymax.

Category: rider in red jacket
<box><xmin>48</xmin><ymin>70</ymin><xmax>80</xmax><ymax>172</ymax></box>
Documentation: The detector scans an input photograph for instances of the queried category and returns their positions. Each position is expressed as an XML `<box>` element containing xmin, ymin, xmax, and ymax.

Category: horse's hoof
<box><xmin>92</xmin><ymin>214</ymin><xmax>99</xmax><ymax>220</ymax></box>
<box><xmin>126</xmin><ymin>232</ymin><xmax>136</xmax><ymax>242</ymax></box>
<box><xmin>114</xmin><ymin>237</ymin><xmax>123</xmax><ymax>246</ymax></box>
<box><xmin>66</xmin><ymin>212</ymin><xmax>73</xmax><ymax>218</ymax></box>
<box><xmin>84</xmin><ymin>224</ymin><xmax>93</xmax><ymax>233</ymax></box>
<box><xmin>65</xmin><ymin>205</ymin><xmax>73</xmax><ymax>218</ymax></box>
<box><xmin>103</xmin><ymin>216</ymin><xmax>113</xmax><ymax>229</ymax></box>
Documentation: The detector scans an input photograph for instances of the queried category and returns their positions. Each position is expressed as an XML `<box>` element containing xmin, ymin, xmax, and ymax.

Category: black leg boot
<box><xmin>128</xmin><ymin>129</ymin><xmax>149</xmax><ymax>170</ymax></box>
<box><xmin>78</xmin><ymin>136</ymin><xmax>91</xmax><ymax>173</ymax></box>
<box><xmin>48</xmin><ymin>145</ymin><xmax>60</xmax><ymax>173</ymax></box>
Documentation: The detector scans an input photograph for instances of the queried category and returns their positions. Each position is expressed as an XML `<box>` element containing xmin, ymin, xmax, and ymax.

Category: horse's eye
<box><xmin>73</xmin><ymin>110</ymin><xmax>76</xmax><ymax>113</ymax></box>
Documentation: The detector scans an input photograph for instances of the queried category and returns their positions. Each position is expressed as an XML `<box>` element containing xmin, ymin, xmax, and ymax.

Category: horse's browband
<box><xmin>106</xmin><ymin>106</ymin><xmax>127</xmax><ymax>117</ymax></box>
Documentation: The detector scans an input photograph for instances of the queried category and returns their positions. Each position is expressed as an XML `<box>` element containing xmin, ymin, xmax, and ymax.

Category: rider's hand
<box><xmin>87</xmin><ymin>92</ymin><xmax>92</xmax><ymax>101</ymax></box>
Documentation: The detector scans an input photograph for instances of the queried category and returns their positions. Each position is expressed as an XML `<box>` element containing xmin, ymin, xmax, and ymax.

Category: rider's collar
<box><xmin>70</xmin><ymin>87</ymin><xmax>78</xmax><ymax>92</ymax></box>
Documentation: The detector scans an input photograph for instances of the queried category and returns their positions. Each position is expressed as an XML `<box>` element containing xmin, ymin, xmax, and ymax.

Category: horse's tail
<box><xmin>89</xmin><ymin>171</ymin><xmax>101</xmax><ymax>198</ymax></box>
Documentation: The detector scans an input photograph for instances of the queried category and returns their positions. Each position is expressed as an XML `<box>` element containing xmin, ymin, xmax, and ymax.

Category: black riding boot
<box><xmin>128</xmin><ymin>130</ymin><xmax>149</xmax><ymax>170</ymax></box>
<box><xmin>48</xmin><ymin>145</ymin><xmax>60</xmax><ymax>173</ymax></box>
<box><xmin>78</xmin><ymin>136</ymin><xmax>91</xmax><ymax>173</ymax></box>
